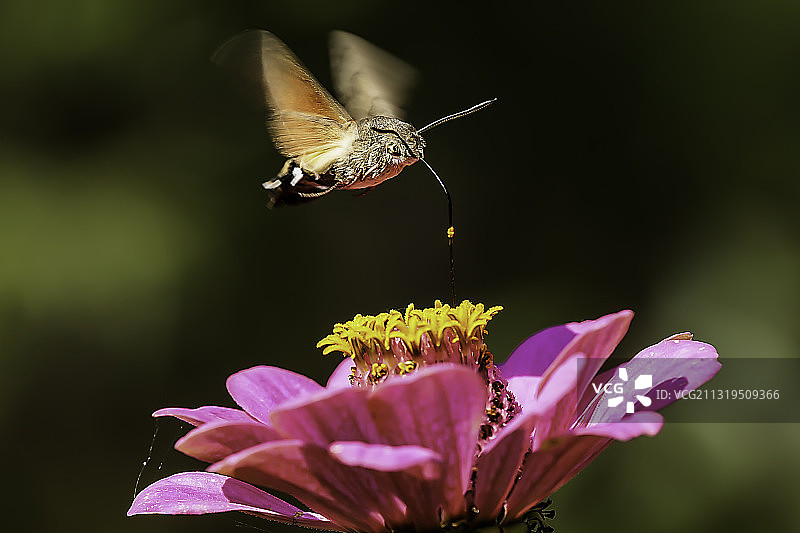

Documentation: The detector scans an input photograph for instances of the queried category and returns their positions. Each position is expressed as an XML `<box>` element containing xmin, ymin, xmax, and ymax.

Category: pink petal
<box><xmin>473</xmin><ymin>411</ymin><xmax>539</xmax><ymax>519</ymax></box>
<box><xmin>329</xmin><ymin>441</ymin><xmax>442</xmax><ymax>480</ymax></box>
<box><xmin>505</xmin><ymin>410</ymin><xmax>663</xmax><ymax>519</ymax></box>
<box><xmin>539</xmin><ymin>310</ymin><xmax>633</xmax><ymax>399</ymax></box>
<box><xmin>502</xmin><ymin>324</ymin><xmax>578</xmax><ymax>377</ymax></box>
<box><xmin>326</xmin><ymin>358</ymin><xmax>354</xmax><ymax>389</ymax></box>
<box><xmin>572</xmin><ymin>411</ymin><xmax>664</xmax><ymax>440</ymax></box>
<box><xmin>270</xmin><ymin>365</ymin><xmax>487</xmax><ymax>528</ymax></box>
<box><xmin>127</xmin><ymin>471</ymin><xmax>345</xmax><ymax>531</ymax></box>
<box><xmin>175</xmin><ymin>420</ymin><xmax>283</xmax><ymax>463</ymax></box>
<box><xmin>505</xmin><ymin>376</ymin><xmax>541</xmax><ymax>412</ymax></box>
<box><xmin>505</xmin><ymin>435</ymin><xmax>610</xmax><ymax>520</ymax></box>
<box><xmin>368</xmin><ymin>365</ymin><xmax>487</xmax><ymax>522</ymax></box>
<box><xmin>503</xmin><ymin>311</ymin><xmax>632</xmax><ymax>383</ymax></box>
<box><xmin>530</xmin><ymin>353</ymin><xmax>582</xmax><ymax>447</ymax></box>
<box><xmin>326</xmin><ymin>442</ymin><xmax>447</xmax><ymax>531</ymax></box>
<box><xmin>580</xmin><ymin>339</ymin><xmax>720</xmax><ymax>425</ymax></box>
<box><xmin>226</xmin><ymin>366</ymin><xmax>324</xmax><ymax>425</ymax></box>
<box><xmin>209</xmin><ymin>440</ymin><xmax>375</xmax><ymax>531</ymax></box>
<box><xmin>210</xmin><ymin>439</ymin><xmax>444</xmax><ymax>532</ymax></box>
<box><xmin>509</xmin><ymin>311</ymin><xmax>633</xmax><ymax>436</ymax></box>
<box><xmin>152</xmin><ymin>406</ymin><xmax>254</xmax><ymax>426</ymax></box>
<box><xmin>507</xmin><ymin>358</ymin><xmax>581</xmax><ymax>448</ymax></box>
<box><xmin>271</xmin><ymin>386</ymin><xmax>382</xmax><ymax>444</ymax></box>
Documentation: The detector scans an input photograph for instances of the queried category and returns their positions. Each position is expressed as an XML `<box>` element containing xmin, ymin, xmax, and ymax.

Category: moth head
<box><xmin>365</xmin><ymin>116</ymin><xmax>426</xmax><ymax>163</ymax></box>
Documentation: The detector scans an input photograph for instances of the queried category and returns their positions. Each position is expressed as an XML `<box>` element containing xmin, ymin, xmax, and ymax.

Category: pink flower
<box><xmin>128</xmin><ymin>302</ymin><xmax>719</xmax><ymax>532</ymax></box>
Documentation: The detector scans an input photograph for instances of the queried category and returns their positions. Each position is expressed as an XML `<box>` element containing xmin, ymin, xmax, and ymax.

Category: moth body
<box><xmin>263</xmin><ymin>115</ymin><xmax>425</xmax><ymax>205</ymax></box>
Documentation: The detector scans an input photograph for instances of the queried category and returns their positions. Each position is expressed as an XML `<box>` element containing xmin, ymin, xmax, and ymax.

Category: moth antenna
<box><xmin>420</xmin><ymin>159</ymin><xmax>456</xmax><ymax>306</ymax></box>
<box><xmin>417</xmin><ymin>98</ymin><xmax>497</xmax><ymax>133</ymax></box>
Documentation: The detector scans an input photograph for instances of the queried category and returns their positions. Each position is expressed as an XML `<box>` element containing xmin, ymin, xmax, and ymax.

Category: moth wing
<box><xmin>329</xmin><ymin>31</ymin><xmax>418</xmax><ymax>120</ymax></box>
<box><xmin>212</xmin><ymin>30</ymin><xmax>356</xmax><ymax>174</ymax></box>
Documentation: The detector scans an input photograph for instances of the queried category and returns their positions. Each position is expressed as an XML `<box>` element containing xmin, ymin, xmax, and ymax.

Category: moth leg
<box><xmin>296</xmin><ymin>184</ymin><xmax>340</xmax><ymax>198</ymax></box>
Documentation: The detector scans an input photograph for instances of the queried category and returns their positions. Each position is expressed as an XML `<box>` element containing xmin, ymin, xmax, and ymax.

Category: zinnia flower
<box><xmin>128</xmin><ymin>301</ymin><xmax>720</xmax><ymax>532</ymax></box>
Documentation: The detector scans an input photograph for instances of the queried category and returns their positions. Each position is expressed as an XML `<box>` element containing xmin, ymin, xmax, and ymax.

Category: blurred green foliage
<box><xmin>1</xmin><ymin>1</ymin><xmax>798</xmax><ymax>532</ymax></box>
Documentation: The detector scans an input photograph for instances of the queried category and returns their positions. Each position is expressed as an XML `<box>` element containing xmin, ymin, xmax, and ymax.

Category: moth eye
<box><xmin>387</xmin><ymin>144</ymin><xmax>403</xmax><ymax>157</ymax></box>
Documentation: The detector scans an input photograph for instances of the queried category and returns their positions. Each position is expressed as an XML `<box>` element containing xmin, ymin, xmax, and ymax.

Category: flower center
<box><xmin>317</xmin><ymin>300</ymin><xmax>520</xmax><ymax>444</ymax></box>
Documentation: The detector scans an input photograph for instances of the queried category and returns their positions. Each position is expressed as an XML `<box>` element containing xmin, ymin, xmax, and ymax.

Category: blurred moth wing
<box><xmin>212</xmin><ymin>30</ymin><xmax>357</xmax><ymax>175</ymax></box>
<box><xmin>329</xmin><ymin>30</ymin><xmax>418</xmax><ymax>120</ymax></box>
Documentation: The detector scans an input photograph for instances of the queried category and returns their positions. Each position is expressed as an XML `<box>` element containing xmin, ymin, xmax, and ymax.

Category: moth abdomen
<box><xmin>263</xmin><ymin>160</ymin><xmax>339</xmax><ymax>207</ymax></box>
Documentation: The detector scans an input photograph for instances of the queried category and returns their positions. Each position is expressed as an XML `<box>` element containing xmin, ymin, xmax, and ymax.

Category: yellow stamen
<box><xmin>317</xmin><ymin>300</ymin><xmax>501</xmax><ymax>360</ymax></box>
<box><xmin>317</xmin><ymin>301</ymin><xmax>502</xmax><ymax>387</ymax></box>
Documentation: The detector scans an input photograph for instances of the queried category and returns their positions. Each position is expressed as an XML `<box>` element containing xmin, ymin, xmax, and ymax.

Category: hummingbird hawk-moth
<box><xmin>212</xmin><ymin>30</ymin><xmax>494</xmax><ymax>207</ymax></box>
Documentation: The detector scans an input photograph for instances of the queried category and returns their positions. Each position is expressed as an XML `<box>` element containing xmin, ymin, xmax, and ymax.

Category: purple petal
<box><xmin>153</xmin><ymin>406</ymin><xmax>254</xmax><ymax>427</ymax></box>
<box><xmin>507</xmin><ymin>357</ymin><xmax>582</xmax><ymax>448</ymax></box>
<box><xmin>505</xmin><ymin>410</ymin><xmax>663</xmax><ymax>519</ymax></box>
<box><xmin>271</xmin><ymin>386</ymin><xmax>381</xmax><ymax>445</ymax></box>
<box><xmin>221</xmin><ymin>365</ymin><xmax>485</xmax><ymax>530</ymax></box>
<box><xmin>503</xmin><ymin>311</ymin><xmax>632</xmax><ymax>381</ymax></box>
<box><xmin>326</xmin><ymin>358</ymin><xmax>354</xmax><ymax>389</ymax></box>
<box><xmin>473</xmin><ymin>411</ymin><xmax>538</xmax><ymax>518</ymax></box>
<box><xmin>175</xmin><ymin>420</ymin><xmax>283</xmax><ymax>463</ymax></box>
<box><xmin>581</xmin><ymin>339</ymin><xmax>720</xmax><ymax>425</ymax></box>
<box><xmin>271</xmin><ymin>365</ymin><xmax>487</xmax><ymax>527</ymax></box>
<box><xmin>502</xmin><ymin>311</ymin><xmax>634</xmax><ymax>434</ymax></box>
<box><xmin>530</xmin><ymin>353</ymin><xmax>583</xmax><ymax>447</ymax></box>
<box><xmin>539</xmin><ymin>310</ymin><xmax>633</xmax><ymax>397</ymax></box>
<box><xmin>505</xmin><ymin>376</ymin><xmax>542</xmax><ymax>411</ymax></box>
<box><xmin>127</xmin><ymin>472</ymin><xmax>345</xmax><ymax>531</ymax></box>
<box><xmin>505</xmin><ymin>433</ymin><xmax>611</xmax><ymax>520</ymax></box>
<box><xmin>210</xmin><ymin>439</ymin><xmax>441</xmax><ymax>532</ymax></box>
<box><xmin>368</xmin><ymin>364</ymin><xmax>487</xmax><ymax>523</ymax></box>
<box><xmin>226</xmin><ymin>366</ymin><xmax>324</xmax><ymax>425</ymax></box>
<box><xmin>326</xmin><ymin>441</ymin><xmax>445</xmax><ymax>529</ymax></box>
<box><xmin>209</xmin><ymin>440</ymin><xmax>375</xmax><ymax>531</ymax></box>
<box><xmin>502</xmin><ymin>324</ymin><xmax>577</xmax><ymax>377</ymax></box>
<box><xmin>572</xmin><ymin>410</ymin><xmax>664</xmax><ymax>440</ymax></box>
<box><xmin>328</xmin><ymin>441</ymin><xmax>441</xmax><ymax>480</ymax></box>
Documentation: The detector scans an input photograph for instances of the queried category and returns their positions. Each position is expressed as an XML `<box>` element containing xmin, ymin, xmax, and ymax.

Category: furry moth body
<box><xmin>212</xmin><ymin>30</ymin><xmax>490</xmax><ymax>207</ymax></box>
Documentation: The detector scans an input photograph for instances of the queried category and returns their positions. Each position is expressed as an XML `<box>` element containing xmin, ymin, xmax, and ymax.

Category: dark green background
<box><xmin>1</xmin><ymin>1</ymin><xmax>798</xmax><ymax>532</ymax></box>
